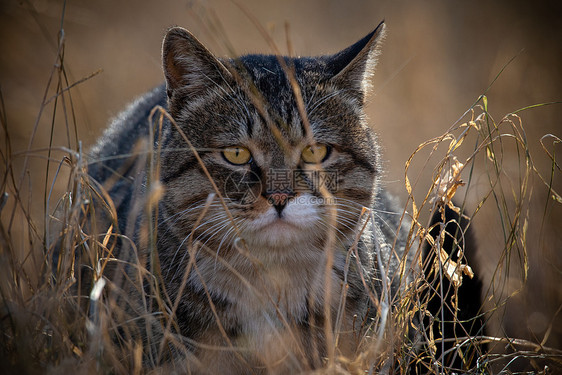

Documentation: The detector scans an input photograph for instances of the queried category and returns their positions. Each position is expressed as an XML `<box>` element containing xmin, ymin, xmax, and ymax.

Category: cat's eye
<box><xmin>222</xmin><ymin>146</ymin><xmax>252</xmax><ymax>165</ymax></box>
<box><xmin>301</xmin><ymin>144</ymin><xmax>330</xmax><ymax>164</ymax></box>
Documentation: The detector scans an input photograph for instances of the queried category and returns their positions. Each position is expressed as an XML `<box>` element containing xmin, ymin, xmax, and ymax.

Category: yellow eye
<box><xmin>222</xmin><ymin>146</ymin><xmax>252</xmax><ymax>165</ymax></box>
<box><xmin>301</xmin><ymin>144</ymin><xmax>329</xmax><ymax>164</ymax></box>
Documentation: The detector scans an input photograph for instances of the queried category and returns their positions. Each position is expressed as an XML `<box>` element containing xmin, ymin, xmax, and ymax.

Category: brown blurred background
<box><xmin>2</xmin><ymin>0</ymin><xmax>561</xmax><ymax>361</ymax></box>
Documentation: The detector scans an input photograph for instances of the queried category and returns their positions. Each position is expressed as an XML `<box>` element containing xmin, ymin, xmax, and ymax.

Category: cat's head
<box><xmin>158</xmin><ymin>23</ymin><xmax>385</xmax><ymax>257</ymax></box>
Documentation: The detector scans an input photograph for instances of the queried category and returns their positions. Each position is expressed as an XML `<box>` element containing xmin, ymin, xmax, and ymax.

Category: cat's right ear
<box><xmin>328</xmin><ymin>21</ymin><xmax>386</xmax><ymax>103</ymax></box>
<box><xmin>162</xmin><ymin>27</ymin><xmax>232</xmax><ymax>99</ymax></box>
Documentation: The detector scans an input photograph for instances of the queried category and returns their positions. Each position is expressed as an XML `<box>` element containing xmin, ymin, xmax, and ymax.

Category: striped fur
<box><xmin>88</xmin><ymin>21</ymin><xmax>413</xmax><ymax>373</ymax></box>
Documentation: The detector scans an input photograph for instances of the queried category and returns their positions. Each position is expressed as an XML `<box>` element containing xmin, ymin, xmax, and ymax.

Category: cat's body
<box><xmin>85</xmin><ymin>22</ymin><xmax>482</xmax><ymax>373</ymax></box>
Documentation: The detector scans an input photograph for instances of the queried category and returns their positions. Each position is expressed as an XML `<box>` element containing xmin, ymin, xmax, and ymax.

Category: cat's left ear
<box><xmin>328</xmin><ymin>21</ymin><xmax>386</xmax><ymax>102</ymax></box>
<box><xmin>162</xmin><ymin>27</ymin><xmax>233</xmax><ymax>99</ymax></box>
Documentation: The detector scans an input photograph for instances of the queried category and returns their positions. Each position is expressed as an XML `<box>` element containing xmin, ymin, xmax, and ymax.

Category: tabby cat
<box><xmin>86</xmin><ymin>21</ymin><xmax>483</xmax><ymax>373</ymax></box>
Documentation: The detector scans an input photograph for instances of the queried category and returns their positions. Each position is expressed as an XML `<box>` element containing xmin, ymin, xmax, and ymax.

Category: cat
<box><xmin>85</xmin><ymin>21</ymin><xmax>484</xmax><ymax>373</ymax></box>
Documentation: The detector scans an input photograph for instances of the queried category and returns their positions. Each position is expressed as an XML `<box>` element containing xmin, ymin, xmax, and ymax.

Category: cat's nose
<box><xmin>264</xmin><ymin>191</ymin><xmax>295</xmax><ymax>216</ymax></box>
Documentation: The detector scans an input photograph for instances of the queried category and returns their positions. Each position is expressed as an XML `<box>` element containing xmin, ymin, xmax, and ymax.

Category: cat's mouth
<box><xmin>261</xmin><ymin>218</ymin><xmax>299</xmax><ymax>232</ymax></box>
<box><xmin>247</xmin><ymin>218</ymin><xmax>312</xmax><ymax>248</ymax></box>
<box><xmin>254</xmin><ymin>210</ymin><xmax>313</xmax><ymax>231</ymax></box>
<box><xmin>242</xmin><ymin>198</ymin><xmax>322</xmax><ymax>248</ymax></box>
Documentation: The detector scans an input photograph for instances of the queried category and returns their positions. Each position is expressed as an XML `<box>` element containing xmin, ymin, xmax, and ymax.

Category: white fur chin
<box><xmin>244</xmin><ymin>194</ymin><xmax>321</xmax><ymax>248</ymax></box>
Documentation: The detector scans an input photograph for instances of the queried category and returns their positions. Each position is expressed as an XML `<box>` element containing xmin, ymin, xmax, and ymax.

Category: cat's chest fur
<box><xmin>185</xmin><ymin>239</ymin><xmax>348</xmax><ymax>327</ymax></box>
<box><xmin>183</xmin><ymin>239</ymin><xmax>355</xmax><ymax>371</ymax></box>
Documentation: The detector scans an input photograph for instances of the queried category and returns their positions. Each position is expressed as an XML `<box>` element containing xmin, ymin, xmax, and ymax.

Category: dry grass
<box><xmin>1</xmin><ymin>2</ymin><xmax>562</xmax><ymax>374</ymax></box>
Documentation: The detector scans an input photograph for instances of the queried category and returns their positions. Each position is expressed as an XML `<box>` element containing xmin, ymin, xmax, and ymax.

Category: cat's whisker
<box><xmin>196</xmin><ymin>220</ymin><xmax>232</xmax><ymax>250</ymax></box>
<box><xmin>328</xmin><ymin>204</ymin><xmax>366</xmax><ymax>217</ymax></box>
<box><xmin>333</xmin><ymin>216</ymin><xmax>361</xmax><ymax>234</ymax></box>
<box><xmin>316</xmin><ymin>219</ymin><xmax>355</xmax><ymax>246</ymax></box>
<box><xmin>330</xmin><ymin>196</ymin><xmax>367</xmax><ymax>207</ymax></box>
<box><xmin>372</xmin><ymin>207</ymin><xmax>404</xmax><ymax>216</ymax></box>
<box><xmin>334</xmin><ymin>196</ymin><xmax>405</xmax><ymax>220</ymax></box>
<box><xmin>166</xmin><ymin>214</ymin><xmax>231</xmax><ymax>280</ymax></box>
<box><xmin>158</xmin><ymin>199</ymin><xmax>224</xmax><ymax>228</ymax></box>
<box><xmin>159</xmin><ymin>197</ymin><xmax>241</xmax><ymax>241</ymax></box>
<box><xmin>213</xmin><ymin>226</ymin><xmax>237</xmax><ymax>272</ymax></box>
<box><xmin>163</xmin><ymin>198</ymin><xmax>247</xmax><ymax>280</ymax></box>
<box><xmin>329</xmin><ymin>206</ymin><xmax>365</xmax><ymax>223</ymax></box>
<box><xmin>168</xmin><ymin>232</ymin><xmax>197</xmax><ymax>281</ymax></box>
<box><xmin>371</xmin><ymin>210</ymin><xmax>402</xmax><ymax>235</ymax></box>
<box><xmin>160</xmin><ymin>205</ymin><xmax>221</xmax><ymax>234</ymax></box>
<box><xmin>164</xmin><ymin>211</ymin><xmax>227</xmax><ymax>253</ymax></box>
<box><xmin>185</xmin><ymin>223</ymin><xmax>233</xmax><ymax>279</ymax></box>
